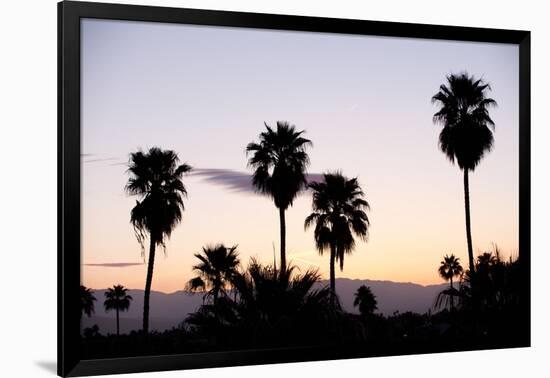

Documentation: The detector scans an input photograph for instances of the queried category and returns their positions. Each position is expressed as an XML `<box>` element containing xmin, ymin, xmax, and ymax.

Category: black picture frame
<box><xmin>58</xmin><ymin>1</ymin><xmax>531</xmax><ymax>376</ymax></box>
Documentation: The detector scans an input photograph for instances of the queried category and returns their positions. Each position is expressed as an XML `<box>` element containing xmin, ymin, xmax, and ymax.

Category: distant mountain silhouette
<box><xmin>327</xmin><ymin>278</ymin><xmax>446</xmax><ymax>316</ymax></box>
<box><xmin>83</xmin><ymin>279</ymin><xmax>446</xmax><ymax>334</ymax></box>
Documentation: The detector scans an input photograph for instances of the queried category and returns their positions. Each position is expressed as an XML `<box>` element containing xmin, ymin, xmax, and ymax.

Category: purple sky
<box><xmin>81</xmin><ymin>19</ymin><xmax>519</xmax><ymax>292</ymax></box>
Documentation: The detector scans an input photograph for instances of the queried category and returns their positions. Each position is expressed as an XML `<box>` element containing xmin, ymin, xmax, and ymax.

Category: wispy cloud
<box><xmin>288</xmin><ymin>250</ymin><xmax>321</xmax><ymax>269</ymax></box>
<box><xmin>84</xmin><ymin>262</ymin><xmax>144</xmax><ymax>268</ymax></box>
<box><xmin>83</xmin><ymin>157</ymin><xmax>121</xmax><ymax>164</ymax></box>
<box><xmin>80</xmin><ymin>153</ymin><xmax>126</xmax><ymax>165</ymax></box>
<box><xmin>191</xmin><ymin>168</ymin><xmax>255</xmax><ymax>193</ymax></box>
<box><xmin>191</xmin><ymin>168</ymin><xmax>325</xmax><ymax>194</ymax></box>
<box><xmin>306</xmin><ymin>173</ymin><xmax>325</xmax><ymax>184</ymax></box>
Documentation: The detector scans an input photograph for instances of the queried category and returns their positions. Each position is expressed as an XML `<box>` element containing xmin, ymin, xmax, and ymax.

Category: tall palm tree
<box><xmin>80</xmin><ymin>285</ymin><xmax>96</xmax><ymax>319</ymax></box>
<box><xmin>432</xmin><ymin>73</ymin><xmax>496</xmax><ymax>273</ymax></box>
<box><xmin>305</xmin><ymin>172</ymin><xmax>370</xmax><ymax>304</ymax></box>
<box><xmin>126</xmin><ymin>147</ymin><xmax>192</xmax><ymax>334</ymax></box>
<box><xmin>104</xmin><ymin>285</ymin><xmax>133</xmax><ymax>337</ymax></box>
<box><xmin>353</xmin><ymin>285</ymin><xmax>377</xmax><ymax>317</ymax></box>
<box><xmin>438</xmin><ymin>254</ymin><xmax>463</xmax><ymax>310</ymax></box>
<box><xmin>186</xmin><ymin>244</ymin><xmax>240</xmax><ymax>306</ymax></box>
<box><xmin>246</xmin><ymin>121</ymin><xmax>312</xmax><ymax>272</ymax></box>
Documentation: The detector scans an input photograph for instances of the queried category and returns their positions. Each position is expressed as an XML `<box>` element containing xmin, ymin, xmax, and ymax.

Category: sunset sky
<box><xmin>81</xmin><ymin>18</ymin><xmax>519</xmax><ymax>293</ymax></box>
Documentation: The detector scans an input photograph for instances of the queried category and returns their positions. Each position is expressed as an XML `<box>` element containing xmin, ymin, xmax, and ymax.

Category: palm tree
<box><xmin>80</xmin><ymin>285</ymin><xmax>96</xmax><ymax>319</ymax></box>
<box><xmin>353</xmin><ymin>285</ymin><xmax>377</xmax><ymax>317</ymax></box>
<box><xmin>186</xmin><ymin>260</ymin><xmax>336</xmax><ymax>346</ymax></box>
<box><xmin>471</xmin><ymin>251</ymin><xmax>500</xmax><ymax>306</ymax></box>
<box><xmin>305</xmin><ymin>172</ymin><xmax>370</xmax><ymax>304</ymax></box>
<box><xmin>432</xmin><ymin>73</ymin><xmax>497</xmax><ymax>273</ymax></box>
<box><xmin>126</xmin><ymin>147</ymin><xmax>192</xmax><ymax>334</ymax></box>
<box><xmin>449</xmin><ymin>249</ymin><xmax>517</xmax><ymax>312</ymax></box>
<box><xmin>438</xmin><ymin>254</ymin><xmax>463</xmax><ymax>310</ymax></box>
<box><xmin>104</xmin><ymin>285</ymin><xmax>133</xmax><ymax>337</ymax></box>
<box><xmin>186</xmin><ymin>244</ymin><xmax>240</xmax><ymax>306</ymax></box>
<box><xmin>477</xmin><ymin>251</ymin><xmax>498</xmax><ymax>269</ymax></box>
<box><xmin>246</xmin><ymin>121</ymin><xmax>312</xmax><ymax>272</ymax></box>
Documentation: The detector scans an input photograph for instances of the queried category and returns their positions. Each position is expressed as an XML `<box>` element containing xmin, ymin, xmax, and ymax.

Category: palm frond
<box><xmin>80</xmin><ymin>285</ymin><xmax>97</xmax><ymax>317</ymax></box>
<box><xmin>126</xmin><ymin>147</ymin><xmax>191</xmax><ymax>257</ymax></box>
<box><xmin>305</xmin><ymin>172</ymin><xmax>370</xmax><ymax>272</ymax></box>
<box><xmin>103</xmin><ymin>284</ymin><xmax>133</xmax><ymax>312</ymax></box>
<box><xmin>246</xmin><ymin>121</ymin><xmax>312</xmax><ymax>210</ymax></box>
<box><xmin>432</xmin><ymin>72</ymin><xmax>496</xmax><ymax>171</ymax></box>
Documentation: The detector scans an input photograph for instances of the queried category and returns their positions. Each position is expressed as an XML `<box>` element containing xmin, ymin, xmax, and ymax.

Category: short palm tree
<box><xmin>104</xmin><ymin>285</ymin><xmax>133</xmax><ymax>337</ymax></box>
<box><xmin>231</xmin><ymin>260</ymin><xmax>333</xmax><ymax>331</ymax></box>
<box><xmin>438</xmin><ymin>254</ymin><xmax>463</xmax><ymax>291</ymax></box>
<box><xmin>126</xmin><ymin>147</ymin><xmax>192</xmax><ymax>334</ymax></box>
<box><xmin>186</xmin><ymin>260</ymin><xmax>335</xmax><ymax>345</ymax></box>
<box><xmin>353</xmin><ymin>285</ymin><xmax>378</xmax><ymax>317</ymax></box>
<box><xmin>477</xmin><ymin>252</ymin><xmax>498</xmax><ymax>268</ymax></box>
<box><xmin>80</xmin><ymin>285</ymin><xmax>96</xmax><ymax>319</ymax></box>
<box><xmin>186</xmin><ymin>244</ymin><xmax>240</xmax><ymax>306</ymax></box>
<box><xmin>305</xmin><ymin>172</ymin><xmax>370</xmax><ymax>305</ymax></box>
<box><xmin>246</xmin><ymin>121</ymin><xmax>312</xmax><ymax>272</ymax></box>
<box><xmin>437</xmin><ymin>254</ymin><xmax>463</xmax><ymax>310</ymax></box>
<box><xmin>432</xmin><ymin>73</ymin><xmax>496</xmax><ymax>273</ymax></box>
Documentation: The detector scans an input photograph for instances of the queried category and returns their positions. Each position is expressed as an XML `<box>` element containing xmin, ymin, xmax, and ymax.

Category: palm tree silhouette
<box><xmin>353</xmin><ymin>285</ymin><xmax>377</xmax><ymax>317</ymax></box>
<box><xmin>233</xmin><ymin>260</ymin><xmax>333</xmax><ymax>330</ymax></box>
<box><xmin>305</xmin><ymin>172</ymin><xmax>370</xmax><ymax>304</ymax></box>
<box><xmin>186</xmin><ymin>259</ymin><xmax>335</xmax><ymax>345</ymax></box>
<box><xmin>186</xmin><ymin>244</ymin><xmax>240</xmax><ymax>306</ymax></box>
<box><xmin>80</xmin><ymin>285</ymin><xmax>96</xmax><ymax>319</ymax></box>
<box><xmin>438</xmin><ymin>254</ymin><xmax>463</xmax><ymax>310</ymax></box>
<box><xmin>477</xmin><ymin>251</ymin><xmax>498</xmax><ymax>268</ymax></box>
<box><xmin>444</xmin><ymin>248</ymin><xmax>517</xmax><ymax>312</ymax></box>
<box><xmin>126</xmin><ymin>147</ymin><xmax>192</xmax><ymax>334</ymax></box>
<box><xmin>246</xmin><ymin>121</ymin><xmax>312</xmax><ymax>272</ymax></box>
<box><xmin>104</xmin><ymin>285</ymin><xmax>133</xmax><ymax>337</ymax></box>
<box><xmin>432</xmin><ymin>73</ymin><xmax>496</xmax><ymax>273</ymax></box>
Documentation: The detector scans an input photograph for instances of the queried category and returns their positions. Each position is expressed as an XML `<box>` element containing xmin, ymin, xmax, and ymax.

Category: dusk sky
<box><xmin>81</xmin><ymin>18</ymin><xmax>519</xmax><ymax>293</ymax></box>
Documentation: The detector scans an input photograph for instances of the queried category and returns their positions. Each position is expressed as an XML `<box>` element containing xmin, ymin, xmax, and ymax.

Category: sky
<box><xmin>81</xmin><ymin>18</ymin><xmax>519</xmax><ymax>293</ymax></box>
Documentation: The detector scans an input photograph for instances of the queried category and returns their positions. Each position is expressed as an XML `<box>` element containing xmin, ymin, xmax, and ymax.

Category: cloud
<box><xmin>80</xmin><ymin>153</ymin><xmax>127</xmax><ymax>166</ymax></box>
<box><xmin>83</xmin><ymin>157</ymin><xmax>121</xmax><ymax>164</ymax></box>
<box><xmin>191</xmin><ymin>168</ymin><xmax>325</xmax><ymax>194</ymax></box>
<box><xmin>287</xmin><ymin>250</ymin><xmax>321</xmax><ymax>269</ymax></box>
<box><xmin>305</xmin><ymin>173</ymin><xmax>325</xmax><ymax>184</ymax></box>
<box><xmin>84</xmin><ymin>262</ymin><xmax>144</xmax><ymax>268</ymax></box>
<box><xmin>191</xmin><ymin>168</ymin><xmax>255</xmax><ymax>193</ymax></box>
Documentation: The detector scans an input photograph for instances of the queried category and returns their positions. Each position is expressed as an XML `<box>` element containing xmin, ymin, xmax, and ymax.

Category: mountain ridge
<box><xmin>83</xmin><ymin>278</ymin><xmax>447</xmax><ymax>335</ymax></box>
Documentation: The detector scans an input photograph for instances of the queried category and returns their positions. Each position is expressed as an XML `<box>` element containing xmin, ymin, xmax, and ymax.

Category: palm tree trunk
<box><xmin>450</xmin><ymin>276</ymin><xmax>454</xmax><ymax>310</ymax></box>
<box><xmin>279</xmin><ymin>207</ymin><xmax>286</xmax><ymax>273</ymax></box>
<box><xmin>213</xmin><ymin>288</ymin><xmax>219</xmax><ymax>321</ymax></box>
<box><xmin>143</xmin><ymin>238</ymin><xmax>156</xmax><ymax>335</ymax></box>
<box><xmin>116</xmin><ymin>308</ymin><xmax>120</xmax><ymax>337</ymax></box>
<box><xmin>213</xmin><ymin>288</ymin><xmax>219</xmax><ymax>307</ymax></box>
<box><xmin>463</xmin><ymin>169</ymin><xmax>475</xmax><ymax>273</ymax></box>
<box><xmin>329</xmin><ymin>243</ymin><xmax>336</xmax><ymax>306</ymax></box>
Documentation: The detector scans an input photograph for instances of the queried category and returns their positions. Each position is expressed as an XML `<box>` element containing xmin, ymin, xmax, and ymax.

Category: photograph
<box><xmin>78</xmin><ymin>16</ymin><xmax>525</xmax><ymax>361</ymax></box>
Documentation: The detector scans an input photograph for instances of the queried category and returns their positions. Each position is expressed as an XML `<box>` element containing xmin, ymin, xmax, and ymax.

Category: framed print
<box><xmin>58</xmin><ymin>1</ymin><xmax>531</xmax><ymax>376</ymax></box>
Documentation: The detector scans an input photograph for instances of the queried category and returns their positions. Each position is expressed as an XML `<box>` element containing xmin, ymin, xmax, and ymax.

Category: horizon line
<box><xmin>85</xmin><ymin>277</ymin><xmax>447</xmax><ymax>295</ymax></box>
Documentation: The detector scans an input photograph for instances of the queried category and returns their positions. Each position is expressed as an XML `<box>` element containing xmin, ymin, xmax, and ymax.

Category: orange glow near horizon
<box><xmin>82</xmin><ymin>162</ymin><xmax>519</xmax><ymax>293</ymax></box>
